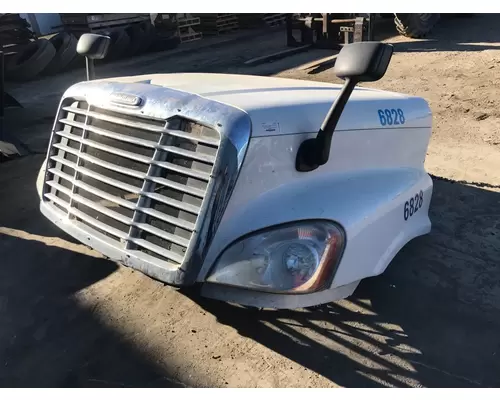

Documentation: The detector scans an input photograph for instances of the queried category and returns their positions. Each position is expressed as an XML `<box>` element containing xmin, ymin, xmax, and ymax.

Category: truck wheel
<box><xmin>4</xmin><ymin>39</ymin><xmax>56</xmax><ymax>81</ymax></box>
<box><xmin>394</xmin><ymin>13</ymin><xmax>440</xmax><ymax>38</ymax></box>
<box><xmin>42</xmin><ymin>32</ymin><xmax>78</xmax><ymax>75</ymax></box>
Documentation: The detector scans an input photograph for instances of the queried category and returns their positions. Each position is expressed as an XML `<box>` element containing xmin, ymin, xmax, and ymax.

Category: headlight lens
<box><xmin>206</xmin><ymin>221</ymin><xmax>345</xmax><ymax>294</ymax></box>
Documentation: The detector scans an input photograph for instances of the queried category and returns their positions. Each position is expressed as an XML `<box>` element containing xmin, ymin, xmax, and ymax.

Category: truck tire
<box><xmin>4</xmin><ymin>39</ymin><xmax>56</xmax><ymax>81</ymax></box>
<box><xmin>124</xmin><ymin>23</ymin><xmax>147</xmax><ymax>57</ymax></box>
<box><xmin>101</xmin><ymin>29</ymin><xmax>130</xmax><ymax>61</ymax></box>
<box><xmin>394</xmin><ymin>13</ymin><xmax>440</xmax><ymax>38</ymax></box>
<box><xmin>139</xmin><ymin>21</ymin><xmax>155</xmax><ymax>53</ymax></box>
<box><xmin>42</xmin><ymin>32</ymin><xmax>78</xmax><ymax>75</ymax></box>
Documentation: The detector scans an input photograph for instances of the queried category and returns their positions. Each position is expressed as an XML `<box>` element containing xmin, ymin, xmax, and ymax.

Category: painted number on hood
<box><xmin>378</xmin><ymin>108</ymin><xmax>405</xmax><ymax>126</ymax></box>
<box><xmin>404</xmin><ymin>190</ymin><xmax>424</xmax><ymax>221</ymax></box>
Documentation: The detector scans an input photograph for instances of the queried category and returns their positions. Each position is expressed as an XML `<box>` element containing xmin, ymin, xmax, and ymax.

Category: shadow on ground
<box><xmin>183</xmin><ymin>177</ymin><xmax>500</xmax><ymax>388</ymax></box>
<box><xmin>0</xmin><ymin>156</ymin><xmax>187</xmax><ymax>387</ymax></box>
<box><xmin>389</xmin><ymin>14</ymin><xmax>500</xmax><ymax>53</ymax></box>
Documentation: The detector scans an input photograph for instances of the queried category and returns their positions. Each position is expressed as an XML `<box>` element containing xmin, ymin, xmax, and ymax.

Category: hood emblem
<box><xmin>109</xmin><ymin>92</ymin><xmax>143</xmax><ymax>107</ymax></box>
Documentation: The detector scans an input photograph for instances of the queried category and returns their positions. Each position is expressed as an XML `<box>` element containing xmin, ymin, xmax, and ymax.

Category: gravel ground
<box><xmin>1</xmin><ymin>14</ymin><xmax>499</xmax><ymax>388</ymax></box>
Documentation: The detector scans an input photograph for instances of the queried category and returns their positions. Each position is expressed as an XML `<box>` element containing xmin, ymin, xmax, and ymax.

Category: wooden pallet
<box><xmin>174</xmin><ymin>14</ymin><xmax>202</xmax><ymax>43</ymax></box>
<box><xmin>179</xmin><ymin>32</ymin><xmax>203</xmax><ymax>43</ymax></box>
<box><xmin>237</xmin><ymin>13</ymin><xmax>287</xmax><ymax>28</ymax></box>
<box><xmin>62</xmin><ymin>22</ymin><xmax>148</xmax><ymax>37</ymax></box>
<box><xmin>178</xmin><ymin>26</ymin><xmax>203</xmax><ymax>43</ymax></box>
<box><xmin>177</xmin><ymin>16</ymin><xmax>200</xmax><ymax>28</ymax></box>
<box><xmin>200</xmin><ymin>26</ymin><xmax>238</xmax><ymax>36</ymax></box>
<box><xmin>196</xmin><ymin>15</ymin><xmax>237</xmax><ymax>23</ymax></box>
<box><xmin>60</xmin><ymin>13</ymin><xmax>149</xmax><ymax>26</ymax></box>
<box><xmin>152</xmin><ymin>13</ymin><xmax>177</xmax><ymax>33</ymax></box>
<box><xmin>59</xmin><ymin>13</ymin><xmax>149</xmax><ymax>34</ymax></box>
<box><xmin>194</xmin><ymin>14</ymin><xmax>239</xmax><ymax>35</ymax></box>
<box><xmin>261</xmin><ymin>14</ymin><xmax>287</xmax><ymax>27</ymax></box>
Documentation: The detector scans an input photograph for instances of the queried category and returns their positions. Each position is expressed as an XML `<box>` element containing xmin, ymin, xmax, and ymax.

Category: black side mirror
<box><xmin>76</xmin><ymin>33</ymin><xmax>111</xmax><ymax>81</ymax></box>
<box><xmin>334</xmin><ymin>41</ymin><xmax>394</xmax><ymax>83</ymax></box>
<box><xmin>296</xmin><ymin>41</ymin><xmax>394</xmax><ymax>172</ymax></box>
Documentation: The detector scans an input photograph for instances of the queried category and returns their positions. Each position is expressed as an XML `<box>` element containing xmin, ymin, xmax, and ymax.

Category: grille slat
<box><xmin>51</xmin><ymin>151</ymin><xmax>145</xmax><ymax>180</ymax></box>
<box><xmin>133</xmin><ymin>223</ymin><xmax>190</xmax><ymax>248</ymax></box>
<box><xmin>54</xmin><ymin>130</ymin><xmax>151</xmax><ymax>165</ymax></box>
<box><xmin>156</xmin><ymin>144</ymin><xmax>216</xmax><ymax>164</ymax></box>
<box><xmin>47</xmin><ymin>180</ymin><xmax>132</xmax><ymax>225</ymax></box>
<box><xmin>54</xmin><ymin>137</ymin><xmax>210</xmax><ymax>182</ymax></box>
<box><xmin>48</xmin><ymin>174</ymin><xmax>197</xmax><ymax>232</ymax></box>
<box><xmin>126</xmin><ymin>238</ymin><xmax>185</xmax><ymax>263</ymax></box>
<box><xmin>59</xmin><ymin>118</ymin><xmax>157</xmax><ymax>149</ymax></box>
<box><xmin>45</xmin><ymin>98</ymin><xmax>221</xmax><ymax>270</ymax></box>
<box><xmin>45</xmin><ymin>183</ymin><xmax>189</xmax><ymax>263</ymax></box>
<box><xmin>55</xmin><ymin>128</ymin><xmax>216</xmax><ymax>168</ymax></box>
<box><xmin>46</xmin><ymin>179</ymin><xmax>73</xmax><ymax>197</ymax></box>
<box><xmin>146</xmin><ymin>175</ymin><xmax>205</xmax><ymax>198</ymax></box>
<box><xmin>62</xmin><ymin>105</ymin><xmax>220</xmax><ymax>146</ymax></box>
<box><xmin>50</xmin><ymin>162</ymin><xmax>141</xmax><ymax>195</ymax></box>
<box><xmin>48</xmin><ymin>165</ymin><xmax>200</xmax><ymax>222</ymax></box>
<box><xmin>44</xmin><ymin>192</ymin><xmax>128</xmax><ymax>240</ymax></box>
<box><xmin>138</xmin><ymin>204</ymin><xmax>196</xmax><ymax>231</ymax></box>
<box><xmin>152</xmin><ymin>160</ymin><xmax>211</xmax><ymax>181</ymax></box>
<box><xmin>48</xmin><ymin>167</ymin><xmax>75</xmax><ymax>184</ymax></box>
<box><xmin>43</xmin><ymin>191</ymin><xmax>67</xmax><ymax>211</ymax></box>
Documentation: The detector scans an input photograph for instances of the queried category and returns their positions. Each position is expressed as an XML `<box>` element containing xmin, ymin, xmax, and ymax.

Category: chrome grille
<box><xmin>43</xmin><ymin>98</ymin><xmax>221</xmax><ymax>269</ymax></box>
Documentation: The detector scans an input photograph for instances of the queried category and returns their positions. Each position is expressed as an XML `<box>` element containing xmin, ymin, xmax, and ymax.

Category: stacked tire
<box><xmin>393</xmin><ymin>14</ymin><xmax>441</xmax><ymax>39</ymax></box>
<box><xmin>4</xmin><ymin>32</ymin><xmax>79</xmax><ymax>81</ymax></box>
<box><xmin>124</xmin><ymin>21</ymin><xmax>155</xmax><ymax>57</ymax></box>
<box><xmin>4</xmin><ymin>39</ymin><xmax>56</xmax><ymax>81</ymax></box>
<box><xmin>42</xmin><ymin>32</ymin><xmax>78</xmax><ymax>75</ymax></box>
<box><xmin>93</xmin><ymin>21</ymin><xmax>158</xmax><ymax>64</ymax></box>
<box><xmin>3</xmin><ymin>19</ymin><xmax>170</xmax><ymax>83</ymax></box>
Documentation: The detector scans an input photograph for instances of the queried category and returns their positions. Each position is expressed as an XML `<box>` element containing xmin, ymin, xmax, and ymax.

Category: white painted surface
<box><xmin>100</xmin><ymin>73</ymin><xmax>433</xmax><ymax>136</ymax></box>
<box><xmin>38</xmin><ymin>72</ymin><xmax>435</xmax><ymax>307</ymax></box>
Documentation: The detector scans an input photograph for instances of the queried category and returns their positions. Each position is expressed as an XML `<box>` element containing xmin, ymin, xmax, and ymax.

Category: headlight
<box><xmin>206</xmin><ymin>221</ymin><xmax>345</xmax><ymax>294</ymax></box>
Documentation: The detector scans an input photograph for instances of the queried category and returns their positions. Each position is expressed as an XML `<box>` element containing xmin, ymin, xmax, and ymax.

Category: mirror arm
<box><xmin>315</xmin><ymin>77</ymin><xmax>357</xmax><ymax>164</ymax></box>
<box><xmin>295</xmin><ymin>77</ymin><xmax>358</xmax><ymax>172</ymax></box>
<box><xmin>85</xmin><ymin>57</ymin><xmax>95</xmax><ymax>81</ymax></box>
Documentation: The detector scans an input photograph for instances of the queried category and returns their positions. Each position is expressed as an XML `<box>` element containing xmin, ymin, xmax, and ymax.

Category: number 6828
<box><xmin>404</xmin><ymin>191</ymin><xmax>424</xmax><ymax>221</ymax></box>
<box><xmin>378</xmin><ymin>108</ymin><xmax>405</xmax><ymax>126</ymax></box>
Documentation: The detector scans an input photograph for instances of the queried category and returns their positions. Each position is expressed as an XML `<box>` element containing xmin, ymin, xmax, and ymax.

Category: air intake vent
<box><xmin>43</xmin><ymin>99</ymin><xmax>221</xmax><ymax>269</ymax></box>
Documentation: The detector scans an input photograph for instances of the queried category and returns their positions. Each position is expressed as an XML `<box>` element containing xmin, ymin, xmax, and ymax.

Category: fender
<box><xmin>198</xmin><ymin>142</ymin><xmax>433</xmax><ymax>291</ymax></box>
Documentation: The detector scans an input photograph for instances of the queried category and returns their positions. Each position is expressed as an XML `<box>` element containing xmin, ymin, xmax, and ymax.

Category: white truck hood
<box><xmin>88</xmin><ymin>73</ymin><xmax>433</xmax><ymax>136</ymax></box>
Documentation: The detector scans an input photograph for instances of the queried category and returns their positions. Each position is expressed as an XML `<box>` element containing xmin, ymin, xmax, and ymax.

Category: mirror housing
<box><xmin>76</xmin><ymin>33</ymin><xmax>111</xmax><ymax>81</ymax></box>
<box><xmin>296</xmin><ymin>41</ymin><xmax>394</xmax><ymax>172</ymax></box>
<box><xmin>76</xmin><ymin>33</ymin><xmax>111</xmax><ymax>60</ymax></box>
<box><xmin>334</xmin><ymin>41</ymin><xmax>394</xmax><ymax>83</ymax></box>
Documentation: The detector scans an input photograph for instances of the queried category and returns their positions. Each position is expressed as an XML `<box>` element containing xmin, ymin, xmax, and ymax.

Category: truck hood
<box><xmin>72</xmin><ymin>73</ymin><xmax>432</xmax><ymax>136</ymax></box>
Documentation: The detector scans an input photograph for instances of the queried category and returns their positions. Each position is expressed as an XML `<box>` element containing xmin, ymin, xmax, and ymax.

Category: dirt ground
<box><xmin>1</xmin><ymin>14</ymin><xmax>499</xmax><ymax>388</ymax></box>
